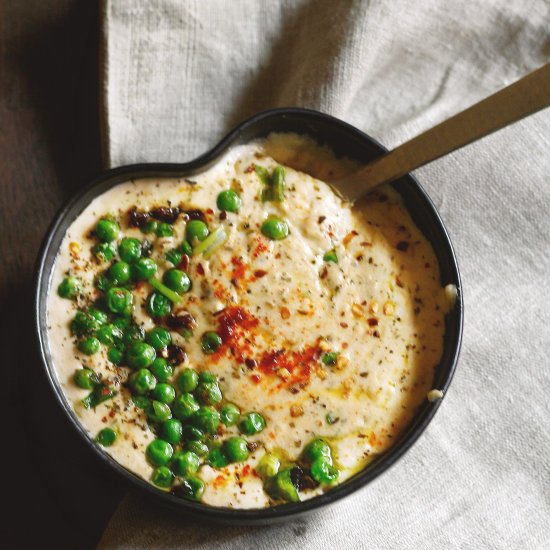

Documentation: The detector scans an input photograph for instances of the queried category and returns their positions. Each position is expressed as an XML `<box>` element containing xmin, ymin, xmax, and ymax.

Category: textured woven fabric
<box><xmin>99</xmin><ymin>1</ymin><xmax>550</xmax><ymax>547</ymax></box>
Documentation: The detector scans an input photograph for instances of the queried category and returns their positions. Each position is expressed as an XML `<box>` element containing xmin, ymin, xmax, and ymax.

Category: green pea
<box><xmin>150</xmin><ymin>358</ymin><xmax>173</xmax><ymax>383</ymax></box>
<box><xmin>220</xmin><ymin>403</ymin><xmax>240</xmax><ymax>426</ymax></box>
<box><xmin>178</xmin><ymin>476</ymin><xmax>205</xmax><ymax>501</ymax></box>
<box><xmin>131</xmin><ymin>396</ymin><xmax>150</xmax><ymax>410</ymax></box>
<box><xmin>173</xmin><ymin>393</ymin><xmax>200</xmax><ymax>421</ymax></box>
<box><xmin>161</xmin><ymin>418</ymin><xmax>183</xmax><ymax>445</ymax></box>
<box><xmin>323</xmin><ymin>249</ymin><xmax>338</xmax><ymax>263</ymax></box>
<box><xmin>171</xmin><ymin>450</ymin><xmax>200</xmax><ymax>476</ymax></box>
<box><xmin>147</xmin><ymin>400</ymin><xmax>172</xmax><ymax>423</ymax></box>
<box><xmin>118</xmin><ymin>238</ymin><xmax>142</xmax><ymax>263</ymax></box>
<box><xmin>152</xmin><ymin>383</ymin><xmax>176</xmax><ymax>404</ymax></box>
<box><xmin>191</xmin><ymin>406</ymin><xmax>220</xmax><ymax>435</ymax></box>
<box><xmin>257</xmin><ymin>453</ymin><xmax>280</xmax><ymax>478</ymax></box>
<box><xmin>155</xmin><ymin>222</ymin><xmax>173</xmax><ymax>238</ymax></box>
<box><xmin>106</xmin><ymin>287</ymin><xmax>133</xmax><ymax>315</ymax></box>
<box><xmin>180</xmin><ymin>240</ymin><xmax>193</xmax><ymax>255</ymax></box>
<box><xmin>200</xmin><ymin>372</ymin><xmax>217</xmax><ymax>384</ymax></box>
<box><xmin>70</xmin><ymin>308</ymin><xmax>107</xmax><ymax>335</ymax></box>
<box><xmin>94</xmin><ymin>273</ymin><xmax>111</xmax><ymax>291</ymax></box>
<box><xmin>185</xmin><ymin>440</ymin><xmax>209</xmax><ymax>457</ymax></box>
<box><xmin>96</xmin><ymin>218</ymin><xmax>120</xmax><ymax>242</ymax></box>
<box><xmin>310</xmin><ymin>457</ymin><xmax>339</xmax><ymax>484</ymax></box>
<box><xmin>186</xmin><ymin>220</ymin><xmax>209</xmax><ymax>244</ymax></box>
<box><xmin>89</xmin><ymin>308</ymin><xmax>108</xmax><ymax>326</ymax></box>
<box><xmin>162</xmin><ymin>269</ymin><xmax>191</xmax><ymax>294</ymax></box>
<box><xmin>141</xmin><ymin>220</ymin><xmax>158</xmax><ymax>234</ymax></box>
<box><xmin>177</xmin><ymin>368</ymin><xmax>199</xmax><ymax>393</ymax></box>
<box><xmin>146</xmin><ymin>292</ymin><xmax>172</xmax><ymax>318</ymax></box>
<box><xmin>78</xmin><ymin>337</ymin><xmax>100</xmax><ymax>355</ymax></box>
<box><xmin>108</xmin><ymin>346</ymin><xmax>125</xmax><ymax>365</ymax></box>
<box><xmin>207</xmin><ymin>447</ymin><xmax>229</xmax><ymax>469</ymax></box>
<box><xmin>321</xmin><ymin>352</ymin><xmax>338</xmax><ymax>366</ymax></box>
<box><xmin>239</xmin><ymin>412</ymin><xmax>266</xmax><ymax>435</ymax></box>
<box><xmin>201</xmin><ymin>331</ymin><xmax>222</xmax><ymax>354</ymax></box>
<box><xmin>146</xmin><ymin>326</ymin><xmax>172</xmax><ymax>351</ymax></box>
<box><xmin>261</xmin><ymin>218</ymin><xmax>289</xmax><ymax>241</ymax></box>
<box><xmin>216</xmin><ymin>189</ymin><xmax>241</xmax><ymax>213</ymax></box>
<box><xmin>303</xmin><ymin>438</ymin><xmax>332</xmax><ymax>462</ymax></box>
<box><xmin>96</xmin><ymin>324</ymin><xmax>123</xmax><ymax>346</ymax></box>
<box><xmin>126</xmin><ymin>341</ymin><xmax>156</xmax><ymax>369</ymax></box>
<box><xmin>223</xmin><ymin>437</ymin><xmax>249</xmax><ymax>463</ymax></box>
<box><xmin>195</xmin><ymin>381</ymin><xmax>222</xmax><ymax>406</ymax></box>
<box><xmin>120</xmin><ymin>322</ymin><xmax>145</xmax><ymax>345</ymax></box>
<box><xmin>57</xmin><ymin>276</ymin><xmax>81</xmax><ymax>299</ymax></box>
<box><xmin>108</xmin><ymin>261</ymin><xmax>131</xmax><ymax>285</ymax></box>
<box><xmin>146</xmin><ymin>439</ymin><xmax>173</xmax><ymax>466</ymax></box>
<box><xmin>93</xmin><ymin>242</ymin><xmax>117</xmax><ymax>262</ymax></box>
<box><xmin>271</xmin><ymin>468</ymin><xmax>300</xmax><ymax>502</ymax></box>
<box><xmin>151</xmin><ymin>466</ymin><xmax>173</xmax><ymax>488</ymax></box>
<box><xmin>73</xmin><ymin>368</ymin><xmax>98</xmax><ymax>390</ymax></box>
<box><xmin>165</xmin><ymin>249</ymin><xmax>182</xmax><ymax>266</ymax></box>
<box><xmin>132</xmin><ymin>257</ymin><xmax>157</xmax><ymax>280</ymax></box>
<box><xmin>96</xmin><ymin>428</ymin><xmax>117</xmax><ymax>447</ymax></box>
<box><xmin>181</xmin><ymin>425</ymin><xmax>205</xmax><ymax>441</ymax></box>
<box><xmin>129</xmin><ymin>368</ymin><xmax>156</xmax><ymax>394</ymax></box>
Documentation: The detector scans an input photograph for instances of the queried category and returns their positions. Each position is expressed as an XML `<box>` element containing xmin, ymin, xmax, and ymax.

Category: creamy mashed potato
<box><xmin>47</xmin><ymin>134</ymin><xmax>450</xmax><ymax>508</ymax></box>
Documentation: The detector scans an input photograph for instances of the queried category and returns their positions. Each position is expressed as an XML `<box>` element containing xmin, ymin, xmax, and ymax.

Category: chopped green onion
<box><xmin>148</xmin><ymin>277</ymin><xmax>182</xmax><ymax>304</ymax></box>
<box><xmin>81</xmin><ymin>384</ymin><xmax>117</xmax><ymax>409</ymax></box>
<box><xmin>255</xmin><ymin>165</ymin><xmax>271</xmax><ymax>186</ymax></box>
<box><xmin>323</xmin><ymin>249</ymin><xmax>338</xmax><ymax>263</ymax></box>
<box><xmin>193</xmin><ymin>226</ymin><xmax>227</xmax><ymax>258</ymax></box>
<box><xmin>271</xmin><ymin>166</ymin><xmax>285</xmax><ymax>202</ymax></box>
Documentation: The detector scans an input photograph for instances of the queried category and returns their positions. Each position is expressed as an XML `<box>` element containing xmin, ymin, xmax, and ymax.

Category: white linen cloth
<box><xmin>99</xmin><ymin>1</ymin><xmax>550</xmax><ymax>548</ymax></box>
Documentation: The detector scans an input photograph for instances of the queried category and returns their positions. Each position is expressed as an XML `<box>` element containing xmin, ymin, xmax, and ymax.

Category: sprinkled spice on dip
<box><xmin>47</xmin><ymin>134</ymin><xmax>453</xmax><ymax>508</ymax></box>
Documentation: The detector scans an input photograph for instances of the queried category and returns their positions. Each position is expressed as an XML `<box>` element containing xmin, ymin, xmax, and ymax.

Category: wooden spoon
<box><xmin>336</xmin><ymin>62</ymin><xmax>550</xmax><ymax>202</ymax></box>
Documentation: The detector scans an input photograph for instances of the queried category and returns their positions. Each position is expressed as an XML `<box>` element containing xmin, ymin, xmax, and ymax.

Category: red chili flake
<box><xmin>253</xmin><ymin>269</ymin><xmax>268</xmax><ymax>278</ymax></box>
<box><xmin>177</xmin><ymin>254</ymin><xmax>190</xmax><ymax>271</ymax></box>
<box><xmin>101</xmin><ymin>387</ymin><xmax>111</xmax><ymax>396</ymax></box>
<box><xmin>109</xmin><ymin>410</ymin><xmax>116</xmax><ymax>418</ymax></box>
<box><xmin>360</xmin><ymin>241</ymin><xmax>372</xmax><ymax>247</ymax></box>
<box><xmin>245</xmin><ymin>358</ymin><xmax>257</xmax><ymax>370</ymax></box>
<box><xmin>252</xmin><ymin>239</ymin><xmax>269</xmax><ymax>258</ymax></box>
<box><xmin>396</xmin><ymin>241</ymin><xmax>410</xmax><ymax>252</ymax></box>
<box><xmin>367</xmin><ymin>318</ymin><xmax>379</xmax><ymax>327</ymax></box>
<box><xmin>251</xmin><ymin>374</ymin><xmax>262</xmax><ymax>384</ymax></box>
<box><xmin>231</xmin><ymin>256</ymin><xmax>248</xmax><ymax>281</ymax></box>
<box><xmin>395</xmin><ymin>275</ymin><xmax>404</xmax><ymax>288</ymax></box>
<box><xmin>196</xmin><ymin>263</ymin><xmax>205</xmax><ymax>276</ymax></box>
<box><xmin>340</xmin><ymin>322</ymin><xmax>348</xmax><ymax>328</ymax></box>
<box><xmin>258</xmin><ymin>345</ymin><xmax>320</xmax><ymax>387</ymax></box>
<box><xmin>320</xmin><ymin>267</ymin><xmax>328</xmax><ymax>279</ymax></box>
<box><xmin>219</xmin><ymin>211</ymin><xmax>227</xmax><ymax>221</ymax></box>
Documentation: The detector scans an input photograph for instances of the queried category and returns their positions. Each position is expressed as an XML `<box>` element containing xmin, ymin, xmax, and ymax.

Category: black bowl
<box><xmin>34</xmin><ymin>107</ymin><xmax>463</xmax><ymax>524</ymax></box>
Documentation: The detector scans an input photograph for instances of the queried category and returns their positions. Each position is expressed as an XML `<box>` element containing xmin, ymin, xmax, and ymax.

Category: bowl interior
<box><xmin>35</xmin><ymin>108</ymin><xmax>463</xmax><ymax>523</ymax></box>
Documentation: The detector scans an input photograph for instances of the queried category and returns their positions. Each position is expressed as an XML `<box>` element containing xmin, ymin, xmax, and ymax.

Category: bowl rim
<box><xmin>34</xmin><ymin>107</ymin><xmax>463</xmax><ymax>523</ymax></box>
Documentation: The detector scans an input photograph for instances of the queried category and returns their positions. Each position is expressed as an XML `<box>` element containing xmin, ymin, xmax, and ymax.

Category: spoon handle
<box><xmin>339</xmin><ymin>62</ymin><xmax>550</xmax><ymax>200</ymax></box>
